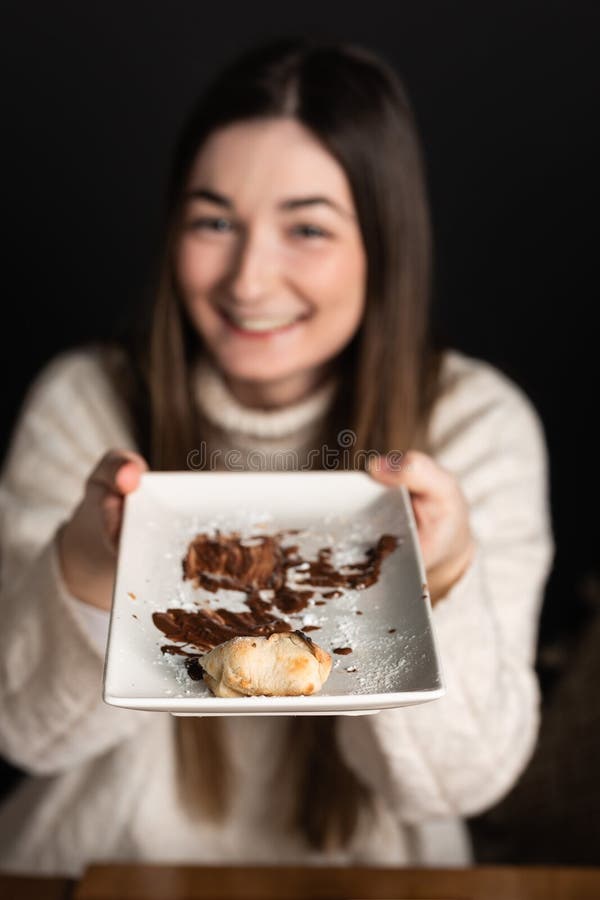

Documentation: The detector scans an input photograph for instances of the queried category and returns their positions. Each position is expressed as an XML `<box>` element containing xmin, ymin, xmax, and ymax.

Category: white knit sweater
<box><xmin>0</xmin><ymin>345</ymin><xmax>555</xmax><ymax>877</ymax></box>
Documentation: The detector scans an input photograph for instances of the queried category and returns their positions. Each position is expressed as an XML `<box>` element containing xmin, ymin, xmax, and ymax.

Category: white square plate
<box><xmin>103</xmin><ymin>472</ymin><xmax>445</xmax><ymax>716</ymax></box>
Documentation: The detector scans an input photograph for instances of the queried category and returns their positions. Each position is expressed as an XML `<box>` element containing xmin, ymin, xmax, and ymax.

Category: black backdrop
<box><xmin>1</xmin><ymin>0</ymin><xmax>598</xmax><ymax>751</ymax></box>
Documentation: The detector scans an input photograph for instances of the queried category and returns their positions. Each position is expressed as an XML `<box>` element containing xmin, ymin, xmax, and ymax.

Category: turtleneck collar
<box><xmin>192</xmin><ymin>354</ymin><xmax>339</xmax><ymax>440</ymax></box>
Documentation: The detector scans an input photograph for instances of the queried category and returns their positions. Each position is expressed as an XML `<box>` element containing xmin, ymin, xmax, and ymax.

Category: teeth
<box><xmin>229</xmin><ymin>315</ymin><xmax>301</xmax><ymax>332</ymax></box>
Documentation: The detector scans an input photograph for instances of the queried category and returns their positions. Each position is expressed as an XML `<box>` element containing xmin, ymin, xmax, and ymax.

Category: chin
<box><xmin>219</xmin><ymin>358</ymin><xmax>301</xmax><ymax>383</ymax></box>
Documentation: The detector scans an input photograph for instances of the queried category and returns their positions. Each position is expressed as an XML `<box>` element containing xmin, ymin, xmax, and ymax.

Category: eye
<box><xmin>291</xmin><ymin>224</ymin><xmax>330</xmax><ymax>239</ymax></box>
<box><xmin>188</xmin><ymin>217</ymin><xmax>235</xmax><ymax>233</ymax></box>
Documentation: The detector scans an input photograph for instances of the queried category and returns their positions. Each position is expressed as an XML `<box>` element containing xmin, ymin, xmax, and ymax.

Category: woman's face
<box><xmin>174</xmin><ymin>117</ymin><xmax>367</xmax><ymax>407</ymax></box>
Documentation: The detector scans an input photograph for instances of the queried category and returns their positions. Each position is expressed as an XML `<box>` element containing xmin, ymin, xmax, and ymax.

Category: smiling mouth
<box><xmin>219</xmin><ymin>309</ymin><xmax>311</xmax><ymax>336</ymax></box>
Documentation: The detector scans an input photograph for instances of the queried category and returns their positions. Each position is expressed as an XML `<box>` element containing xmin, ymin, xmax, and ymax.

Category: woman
<box><xmin>0</xmin><ymin>36</ymin><xmax>554</xmax><ymax>876</ymax></box>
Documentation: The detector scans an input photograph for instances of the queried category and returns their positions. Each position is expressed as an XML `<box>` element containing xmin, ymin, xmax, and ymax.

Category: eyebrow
<box><xmin>185</xmin><ymin>187</ymin><xmax>354</xmax><ymax>220</ymax></box>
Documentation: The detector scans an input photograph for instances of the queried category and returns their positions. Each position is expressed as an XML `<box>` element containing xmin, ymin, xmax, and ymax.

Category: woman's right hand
<box><xmin>57</xmin><ymin>449</ymin><xmax>149</xmax><ymax>611</ymax></box>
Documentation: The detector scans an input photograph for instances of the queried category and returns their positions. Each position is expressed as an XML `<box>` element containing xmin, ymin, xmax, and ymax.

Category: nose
<box><xmin>227</xmin><ymin>230</ymin><xmax>277</xmax><ymax>306</ymax></box>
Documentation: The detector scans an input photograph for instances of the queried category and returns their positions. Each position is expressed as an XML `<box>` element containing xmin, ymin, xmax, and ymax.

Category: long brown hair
<box><xmin>104</xmin><ymin>35</ymin><xmax>445</xmax><ymax>853</ymax></box>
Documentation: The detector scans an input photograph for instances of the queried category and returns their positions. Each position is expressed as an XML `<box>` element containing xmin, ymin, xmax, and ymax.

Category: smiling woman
<box><xmin>0</xmin><ymin>34</ymin><xmax>554</xmax><ymax>878</ymax></box>
<box><xmin>174</xmin><ymin>117</ymin><xmax>367</xmax><ymax>408</ymax></box>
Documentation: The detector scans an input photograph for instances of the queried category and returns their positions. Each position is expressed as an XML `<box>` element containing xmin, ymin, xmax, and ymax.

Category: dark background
<box><xmin>1</xmin><ymin>0</ymin><xmax>598</xmax><ymax>863</ymax></box>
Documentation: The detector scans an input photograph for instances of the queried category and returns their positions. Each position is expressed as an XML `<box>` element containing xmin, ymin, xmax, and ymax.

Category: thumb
<box><xmin>367</xmin><ymin>450</ymin><xmax>432</xmax><ymax>495</ymax></box>
<box><xmin>115</xmin><ymin>457</ymin><xmax>147</xmax><ymax>495</ymax></box>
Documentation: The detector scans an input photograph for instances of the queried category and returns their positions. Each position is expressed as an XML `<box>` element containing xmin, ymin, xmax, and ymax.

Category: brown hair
<box><xmin>104</xmin><ymin>35</ymin><xmax>445</xmax><ymax>852</ymax></box>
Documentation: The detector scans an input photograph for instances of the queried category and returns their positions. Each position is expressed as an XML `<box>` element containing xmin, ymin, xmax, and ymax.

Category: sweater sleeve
<box><xmin>336</xmin><ymin>357</ymin><xmax>555</xmax><ymax>821</ymax></box>
<box><xmin>0</xmin><ymin>348</ymin><xmax>156</xmax><ymax>775</ymax></box>
<box><xmin>62</xmin><ymin>590</ymin><xmax>111</xmax><ymax>657</ymax></box>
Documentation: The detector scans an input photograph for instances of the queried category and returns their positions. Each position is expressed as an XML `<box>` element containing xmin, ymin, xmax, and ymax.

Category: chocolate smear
<box><xmin>153</xmin><ymin>605</ymin><xmax>290</xmax><ymax>654</ymax></box>
<box><xmin>154</xmin><ymin>527</ymin><xmax>399</xmax><ymax>656</ymax></box>
<box><xmin>296</xmin><ymin>534</ymin><xmax>399</xmax><ymax>591</ymax></box>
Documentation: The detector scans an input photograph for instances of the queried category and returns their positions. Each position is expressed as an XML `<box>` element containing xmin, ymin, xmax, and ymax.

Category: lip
<box><xmin>218</xmin><ymin>308</ymin><xmax>310</xmax><ymax>338</ymax></box>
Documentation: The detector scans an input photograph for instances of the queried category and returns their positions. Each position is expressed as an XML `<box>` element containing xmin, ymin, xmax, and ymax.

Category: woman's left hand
<box><xmin>367</xmin><ymin>450</ymin><xmax>476</xmax><ymax>605</ymax></box>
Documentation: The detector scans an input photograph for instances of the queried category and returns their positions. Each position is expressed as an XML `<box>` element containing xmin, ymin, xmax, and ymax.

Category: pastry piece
<box><xmin>198</xmin><ymin>630</ymin><xmax>332</xmax><ymax>698</ymax></box>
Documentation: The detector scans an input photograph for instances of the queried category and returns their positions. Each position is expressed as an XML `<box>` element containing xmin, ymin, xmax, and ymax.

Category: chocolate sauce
<box><xmin>153</xmin><ymin>604</ymin><xmax>290</xmax><ymax>653</ymax></box>
<box><xmin>182</xmin><ymin>530</ymin><xmax>287</xmax><ymax>593</ymax></box>
<box><xmin>184</xmin><ymin>657</ymin><xmax>205</xmax><ymax>681</ymax></box>
<box><xmin>271</xmin><ymin>586</ymin><xmax>315</xmax><ymax>614</ymax></box>
<box><xmin>160</xmin><ymin>645</ymin><xmax>197</xmax><ymax>657</ymax></box>
<box><xmin>159</xmin><ymin>645</ymin><xmax>205</xmax><ymax>680</ymax></box>
<box><xmin>296</xmin><ymin>534</ymin><xmax>399</xmax><ymax>591</ymax></box>
<box><xmin>154</xmin><ymin>527</ymin><xmax>399</xmax><ymax>657</ymax></box>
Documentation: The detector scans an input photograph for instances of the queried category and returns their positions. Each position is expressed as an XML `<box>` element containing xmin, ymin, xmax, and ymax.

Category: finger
<box><xmin>102</xmin><ymin>492</ymin><xmax>124</xmax><ymax>553</ymax></box>
<box><xmin>367</xmin><ymin>450</ymin><xmax>451</xmax><ymax>498</ymax></box>
<box><xmin>87</xmin><ymin>449</ymin><xmax>148</xmax><ymax>498</ymax></box>
<box><xmin>115</xmin><ymin>460</ymin><xmax>145</xmax><ymax>495</ymax></box>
